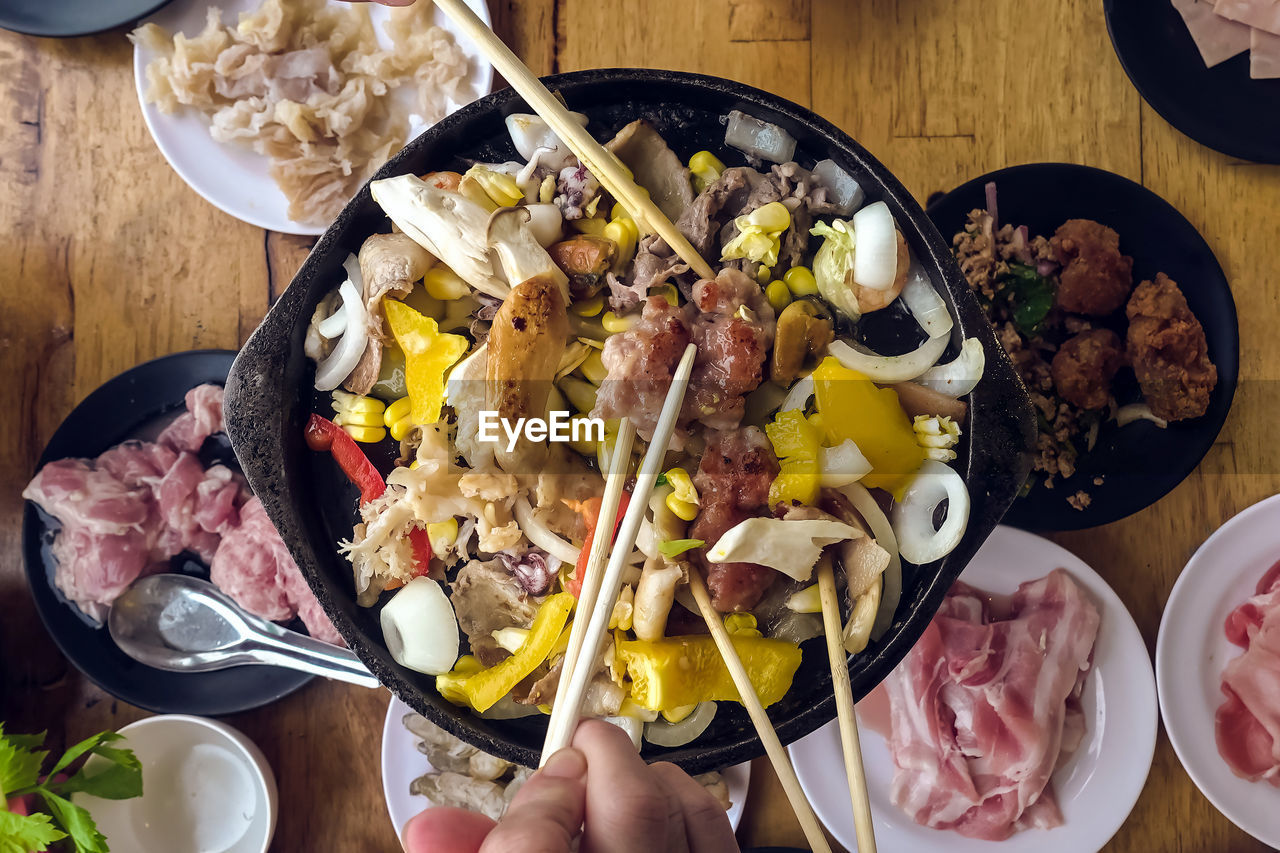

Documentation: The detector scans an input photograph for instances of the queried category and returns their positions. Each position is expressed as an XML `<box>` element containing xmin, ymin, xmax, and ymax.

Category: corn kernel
<box><xmin>689</xmin><ymin>150</ymin><xmax>725</xmax><ymax>194</ymax></box>
<box><xmin>724</xmin><ymin>612</ymin><xmax>761</xmax><ymax>638</ymax></box>
<box><xmin>332</xmin><ymin>391</ymin><xmax>387</xmax><ymax>442</ymax></box>
<box><xmin>571</xmin><ymin>293</ymin><xmax>605</xmax><ymax>318</ymax></box>
<box><xmin>603</xmin><ymin>219</ymin><xmax>638</xmax><ymax>270</ymax></box>
<box><xmin>571</xmin><ymin>217</ymin><xmax>609</xmax><ymax>237</ymax></box>
<box><xmin>427</xmin><ymin>518</ymin><xmax>458</xmax><ymax>554</ymax></box>
<box><xmin>663</xmin><ymin>467</ymin><xmax>700</xmax><ymax>521</ymax></box>
<box><xmin>538</xmin><ymin>174</ymin><xmax>556</xmax><ymax>204</ymax></box>
<box><xmin>580</xmin><ymin>349</ymin><xmax>608</xmax><ymax>386</ymax></box>
<box><xmin>602</xmin><ymin>311</ymin><xmax>638</xmax><ymax>334</ymax></box>
<box><xmin>783</xmin><ymin>265</ymin><xmax>819</xmax><ymax>296</ymax></box>
<box><xmin>609</xmin><ymin>586</ymin><xmax>635</xmax><ymax>631</ymax></box>
<box><xmin>342</xmin><ymin>424</ymin><xmax>387</xmax><ymax>443</ymax></box>
<box><xmin>662</xmin><ymin>703</ymin><xmax>698</xmax><ymax>724</ymax></box>
<box><xmin>384</xmin><ymin>397</ymin><xmax>412</xmax><ymax>425</ymax></box>
<box><xmin>611</xmin><ymin>201</ymin><xmax>632</xmax><ymax>222</ymax></box>
<box><xmin>756</xmin><ymin>264</ymin><xmax>772</xmax><ymax>284</ymax></box>
<box><xmin>766</xmin><ymin>280</ymin><xmax>791</xmax><ymax>313</ymax></box>
<box><xmin>464</xmin><ymin>165</ymin><xmax>523</xmax><ymax>207</ymax></box>
<box><xmin>423</xmin><ymin>266</ymin><xmax>471</xmax><ymax>300</ymax></box>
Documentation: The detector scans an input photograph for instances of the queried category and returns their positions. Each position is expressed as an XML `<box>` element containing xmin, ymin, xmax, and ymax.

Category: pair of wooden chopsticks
<box><xmin>430</xmin><ymin>2</ymin><xmax>876</xmax><ymax>850</ymax></box>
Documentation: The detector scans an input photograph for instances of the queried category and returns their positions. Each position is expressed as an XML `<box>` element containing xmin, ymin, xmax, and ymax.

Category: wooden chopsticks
<box><xmin>431</xmin><ymin>0</ymin><xmax>716</xmax><ymax>282</ymax></box>
<box><xmin>428</xmin><ymin>4</ymin><xmax>876</xmax><ymax>849</ymax></box>
<box><xmin>541</xmin><ymin>344</ymin><xmax>697</xmax><ymax>761</ymax></box>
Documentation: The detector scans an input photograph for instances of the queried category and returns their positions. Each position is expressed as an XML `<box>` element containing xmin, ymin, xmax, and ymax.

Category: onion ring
<box><xmin>917</xmin><ymin>338</ymin><xmax>985</xmax><ymax>398</ymax></box>
<box><xmin>838</xmin><ymin>483</ymin><xmax>901</xmax><ymax>641</ymax></box>
<box><xmin>827</xmin><ymin>334</ymin><xmax>950</xmax><ymax>384</ymax></box>
<box><xmin>891</xmin><ymin>460</ymin><xmax>971</xmax><ymax>566</ymax></box>
<box><xmin>513</xmin><ymin>495</ymin><xmax>581</xmax><ymax>565</ymax></box>
<box><xmin>314</xmin><ymin>278</ymin><xmax>369</xmax><ymax>391</ymax></box>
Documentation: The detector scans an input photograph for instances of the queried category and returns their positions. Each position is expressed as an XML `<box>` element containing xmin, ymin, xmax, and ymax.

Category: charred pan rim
<box><xmin>225</xmin><ymin>68</ymin><xmax>1035</xmax><ymax>773</ymax></box>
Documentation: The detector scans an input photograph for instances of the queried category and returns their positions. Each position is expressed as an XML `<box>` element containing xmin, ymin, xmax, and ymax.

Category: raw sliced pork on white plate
<box><xmin>380</xmin><ymin>696</ymin><xmax>750</xmax><ymax>842</ymax></box>
<box><xmin>1157</xmin><ymin>492</ymin><xmax>1280</xmax><ymax>848</ymax></box>
<box><xmin>789</xmin><ymin>525</ymin><xmax>1158</xmax><ymax>853</ymax></box>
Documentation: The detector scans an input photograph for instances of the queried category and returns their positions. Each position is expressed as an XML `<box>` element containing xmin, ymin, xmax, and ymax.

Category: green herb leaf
<box><xmin>655</xmin><ymin>472</ymin><xmax>669</xmax><ymax>487</ymax></box>
<box><xmin>1002</xmin><ymin>263</ymin><xmax>1055</xmax><ymax>335</ymax></box>
<box><xmin>658</xmin><ymin>538</ymin><xmax>705</xmax><ymax>558</ymax></box>
<box><xmin>0</xmin><ymin>810</ymin><xmax>67</xmax><ymax>853</ymax></box>
<box><xmin>55</xmin><ymin>744</ymin><xmax>142</xmax><ymax>802</ymax></box>
<box><xmin>0</xmin><ymin>728</ymin><xmax>46</xmax><ymax>797</ymax></box>
<box><xmin>48</xmin><ymin>733</ymin><xmax>123</xmax><ymax>779</ymax></box>
<box><xmin>37</xmin><ymin>792</ymin><xmax>108</xmax><ymax>853</ymax></box>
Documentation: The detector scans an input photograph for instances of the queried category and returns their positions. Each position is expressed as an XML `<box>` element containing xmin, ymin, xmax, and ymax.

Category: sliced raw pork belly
<box><xmin>1216</xmin><ymin>560</ymin><xmax>1280</xmax><ymax>786</ymax></box>
<box><xmin>884</xmin><ymin>569</ymin><xmax>1101</xmax><ymax>840</ymax></box>
<box><xmin>1169</xmin><ymin>0</ymin><xmax>1252</xmax><ymax>66</ymax></box>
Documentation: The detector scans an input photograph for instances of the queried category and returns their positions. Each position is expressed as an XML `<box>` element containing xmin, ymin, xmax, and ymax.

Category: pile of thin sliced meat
<box><xmin>22</xmin><ymin>384</ymin><xmax>341</xmax><ymax>645</ymax></box>
<box><xmin>1171</xmin><ymin>0</ymin><xmax>1280</xmax><ymax>78</ymax></box>
<box><xmin>1216</xmin><ymin>559</ymin><xmax>1280</xmax><ymax>786</ymax></box>
<box><xmin>882</xmin><ymin>569</ymin><xmax>1100</xmax><ymax>840</ymax></box>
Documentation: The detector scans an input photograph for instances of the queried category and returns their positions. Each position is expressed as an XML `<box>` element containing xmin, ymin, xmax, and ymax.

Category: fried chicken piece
<box><xmin>1050</xmin><ymin>219</ymin><xmax>1134</xmax><ymax>315</ymax></box>
<box><xmin>1125</xmin><ymin>273</ymin><xmax>1217</xmax><ymax>421</ymax></box>
<box><xmin>1051</xmin><ymin>329</ymin><xmax>1124</xmax><ymax>410</ymax></box>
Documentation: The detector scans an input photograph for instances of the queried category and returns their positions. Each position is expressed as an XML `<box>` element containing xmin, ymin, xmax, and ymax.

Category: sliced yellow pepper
<box><xmin>384</xmin><ymin>299</ymin><xmax>470</xmax><ymax>427</ymax></box>
<box><xmin>812</xmin><ymin>357</ymin><xmax>924</xmax><ymax>496</ymax></box>
<box><xmin>456</xmin><ymin>592</ymin><xmax>574</xmax><ymax>712</ymax></box>
<box><xmin>618</xmin><ymin>635</ymin><xmax>801</xmax><ymax>712</ymax></box>
<box><xmin>765</xmin><ymin>409</ymin><xmax>823</xmax><ymax>507</ymax></box>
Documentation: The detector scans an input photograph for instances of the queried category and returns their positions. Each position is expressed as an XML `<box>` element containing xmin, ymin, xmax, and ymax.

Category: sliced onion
<box><xmin>891</xmin><ymin>460</ymin><xmax>970</xmax><ymax>566</ymax></box>
<box><xmin>812</xmin><ymin>159</ymin><xmax>863</xmax><ymax>216</ymax></box>
<box><xmin>513</xmin><ymin>495</ymin><xmax>581</xmax><ymax>566</ymax></box>
<box><xmin>900</xmin><ymin>266</ymin><xmax>954</xmax><ymax>339</ymax></box>
<box><xmin>917</xmin><ymin>338</ymin><xmax>985</xmax><ymax>398</ymax></box>
<box><xmin>478</xmin><ymin>694</ymin><xmax>542</xmax><ymax>720</ymax></box>
<box><xmin>314</xmin><ymin>278</ymin><xmax>368</xmax><ymax>391</ymax></box>
<box><xmin>316</xmin><ymin>303</ymin><xmax>348</xmax><ymax>339</ymax></box>
<box><xmin>725</xmin><ymin>110</ymin><xmax>796</xmax><ymax>163</ymax></box>
<box><xmin>644</xmin><ymin>702</ymin><xmax>718</xmax><ymax>747</ymax></box>
<box><xmin>850</xmin><ymin>202</ymin><xmax>898</xmax><ymax>290</ymax></box>
<box><xmin>827</xmin><ymin>334</ymin><xmax>949</xmax><ymax>384</ymax></box>
<box><xmin>1115</xmin><ymin>403</ymin><xmax>1168</xmax><ymax>429</ymax></box>
<box><xmin>780</xmin><ymin>373</ymin><xmax>815</xmax><ymax>414</ymax></box>
<box><xmin>819</xmin><ymin>439</ymin><xmax>873</xmax><ymax>488</ymax></box>
<box><xmin>837</xmin><ymin>483</ymin><xmax>901</xmax><ymax>641</ymax></box>
<box><xmin>343</xmin><ymin>252</ymin><xmax>364</xmax><ymax>293</ymax></box>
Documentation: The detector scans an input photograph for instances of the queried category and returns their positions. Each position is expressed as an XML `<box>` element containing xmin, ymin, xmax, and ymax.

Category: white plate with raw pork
<box><xmin>1157</xmin><ymin>493</ymin><xmax>1280</xmax><ymax>847</ymax></box>
<box><xmin>380</xmin><ymin>696</ymin><xmax>750</xmax><ymax>842</ymax></box>
<box><xmin>789</xmin><ymin>525</ymin><xmax>1157</xmax><ymax>853</ymax></box>
<box><xmin>131</xmin><ymin>0</ymin><xmax>494</xmax><ymax>235</ymax></box>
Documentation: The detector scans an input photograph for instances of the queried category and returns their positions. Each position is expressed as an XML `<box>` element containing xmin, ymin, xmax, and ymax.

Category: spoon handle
<box><xmin>245</xmin><ymin>619</ymin><xmax>381</xmax><ymax>689</ymax></box>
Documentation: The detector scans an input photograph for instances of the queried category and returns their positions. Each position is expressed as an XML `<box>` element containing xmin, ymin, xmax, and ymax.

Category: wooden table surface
<box><xmin>2</xmin><ymin>0</ymin><xmax>1277</xmax><ymax>850</ymax></box>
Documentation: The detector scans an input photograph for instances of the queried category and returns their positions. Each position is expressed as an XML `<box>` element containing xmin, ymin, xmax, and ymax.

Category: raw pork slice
<box><xmin>884</xmin><ymin>569</ymin><xmax>1101</xmax><ymax>840</ymax></box>
<box><xmin>158</xmin><ymin>384</ymin><xmax>226</xmax><ymax>453</ymax></box>
<box><xmin>1214</xmin><ymin>0</ymin><xmax>1280</xmax><ymax>34</ymax></box>
<box><xmin>1170</xmin><ymin>0</ymin><xmax>1253</xmax><ymax>65</ymax></box>
<box><xmin>1251</xmin><ymin>27</ymin><xmax>1280</xmax><ymax>77</ymax></box>
<box><xmin>1216</xmin><ymin>560</ymin><xmax>1280</xmax><ymax>785</ymax></box>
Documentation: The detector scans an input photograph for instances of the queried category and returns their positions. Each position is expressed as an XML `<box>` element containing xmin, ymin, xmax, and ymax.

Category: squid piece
<box><xmin>632</xmin><ymin>557</ymin><xmax>685</xmax><ymax>642</ymax></box>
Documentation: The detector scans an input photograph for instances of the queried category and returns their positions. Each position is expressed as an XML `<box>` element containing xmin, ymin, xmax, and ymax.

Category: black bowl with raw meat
<box><xmin>225</xmin><ymin>69</ymin><xmax>1035</xmax><ymax>773</ymax></box>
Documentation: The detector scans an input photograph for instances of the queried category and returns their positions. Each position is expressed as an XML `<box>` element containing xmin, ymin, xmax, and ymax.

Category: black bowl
<box><xmin>22</xmin><ymin>350</ymin><xmax>313</xmax><ymax>715</ymax></box>
<box><xmin>928</xmin><ymin>163</ymin><xmax>1239</xmax><ymax>531</ymax></box>
<box><xmin>225</xmin><ymin>68</ymin><xmax>1035</xmax><ymax>773</ymax></box>
<box><xmin>1105</xmin><ymin>0</ymin><xmax>1280</xmax><ymax>163</ymax></box>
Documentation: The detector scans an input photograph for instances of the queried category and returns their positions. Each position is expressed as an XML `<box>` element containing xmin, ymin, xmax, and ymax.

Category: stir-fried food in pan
<box><xmin>303</xmin><ymin>109</ymin><xmax>983</xmax><ymax>747</ymax></box>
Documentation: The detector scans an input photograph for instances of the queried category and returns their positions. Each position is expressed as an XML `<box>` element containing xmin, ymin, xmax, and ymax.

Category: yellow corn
<box><xmin>609</xmin><ymin>585</ymin><xmax>635</xmax><ymax>631</ymax></box>
<box><xmin>766</xmin><ymin>280</ymin><xmax>791</xmax><ymax>313</ymax></box>
<box><xmin>571</xmin><ymin>293</ymin><xmax>605</xmax><ymax>318</ymax></box>
<box><xmin>689</xmin><ymin>150</ymin><xmax>725</xmax><ymax>194</ymax></box>
<box><xmin>537</xmin><ymin>703</ymin><xmax>553</xmax><ymax>715</ymax></box>
<box><xmin>783</xmin><ymin>265</ymin><xmax>819</xmax><ymax>296</ymax></box>
<box><xmin>580</xmin><ymin>349</ymin><xmax>608</xmax><ymax>385</ymax></box>
<box><xmin>383</xmin><ymin>396</ymin><xmax>414</xmax><ymax>441</ymax></box>
<box><xmin>650</xmin><ymin>283</ymin><xmax>679</xmax><ymax>307</ymax></box>
<box><xmin>570</xmin><ymin>217</ymin><xmax>609</xmax><ymax>237</ymax></box>
<box><xmin>756</xmin><ymin>265</ymin><xmax>772</xmax><ymax>284</ymax></box>
<box><xmin>664</xmin><ymin>467</ymin><xmax>700</xmax><ymax>521</ymax></box>
<box><xmin>724</xmin><ymin>612</ymin><xmax>762</xmax><ymax>638</ymax></box>
<box><xmin>602</xmin><ymin>311</ymin><xmax>638</xmax><ymax>334</ymax></box>
<box><xmin>426</xmin><ymin>518</ymin><xmax>458</xmax><ymax>554</ymax></box>
<box><xmin>423</xmin><ymin>266</ymin><xmax>471</xmax><ymax>300</ymax></box>
<box><xmin>603</xmin><ymin>219</ymin><xmax>639</xmax><ymax>270</ymax></box>
<box><xmin>611</xmin><ymin>201</ymin><xmax>632</xmax><ymax>222</ymax></box>
<box><xmin>331</xmin><ymin>391</ymin><xmax>387</xmax><ymax>443</ymax></box>
<box><xmin>464</xmin><ymin>165</ymin><xmax>523</xmax><ymax>207</ymax></box>
<box><xmin>662</xmin><ymin>703</ymin><xmax>698</xmax><ymax>724</ymax></box>
<box><xmin>786</xmin><ymin>584</ymin><xmax>822</xmax><ymax>614</ymax></box>
<box><xmin>914</xmin><ymin>415</ymin><xmax>962</xmax><ymax>462</ymax></box>
<box><xmin>538</xmin><ymin>174</ymin><xmax>556</xmax><ymax>204</ymax></box>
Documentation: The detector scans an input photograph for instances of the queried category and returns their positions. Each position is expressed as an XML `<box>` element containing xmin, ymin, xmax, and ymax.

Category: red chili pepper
<box><xmin>408</xmin><ymin>527</ymin><xmax>433</xmax><ymax>577</ymax></box>
<box><xmin>305</xmin><ymin>414</ymin><xmax>386</xmax><ymax>505</ymax></box>
<box><xmin>569</xmin><ymin>491</ymin><xmax>631</xmax><ymax>598</ymax></box>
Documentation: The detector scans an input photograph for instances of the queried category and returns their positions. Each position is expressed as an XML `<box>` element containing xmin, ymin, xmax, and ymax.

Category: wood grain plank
<box><xmin>728</xmin><ymin>0</ymin><xmax>811</xmax><ymax>42</ymax></box>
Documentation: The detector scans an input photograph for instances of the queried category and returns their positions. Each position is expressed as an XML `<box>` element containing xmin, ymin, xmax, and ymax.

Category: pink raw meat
<box><xmin>883</xmin><ymin>569</ymin><xmax>1101</xmax><ymax>840</ymax></box>
<box><xmin>1252</xmin><ymin>27</ymin><xmax>1280</xmax><ymax>77</ymax></box>
<box><xmin>158</xmin><ymin>384</ymin><xmax>226</xmax><ymax>453</ymax></box>
<box><xmin>1216</xmin><ymin>560</ymin><xmax>1280</xmax><ymax>785</ymax></box>
<box><xmin>1215</xmin><ymin>0</ymin><xmax>1280</xmax><ymax>34</ymax></box>
<box><xmin>1170</xmin><ymin>0</ymin><xmax>1253</xmax><ymax>66</ymax></box>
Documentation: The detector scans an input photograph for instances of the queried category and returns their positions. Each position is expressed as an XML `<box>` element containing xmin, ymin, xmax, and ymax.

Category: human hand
<box><xmin>402</xmin><ymin>719</ymin><xmax>740</xmax><ymax>853</ymax></box>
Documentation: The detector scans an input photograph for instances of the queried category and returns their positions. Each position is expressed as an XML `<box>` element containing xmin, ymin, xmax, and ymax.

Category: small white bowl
<box><xmin>75</xmin><ymin>715</ymin><xmax>277</xmax><ymax>853</ymax></box>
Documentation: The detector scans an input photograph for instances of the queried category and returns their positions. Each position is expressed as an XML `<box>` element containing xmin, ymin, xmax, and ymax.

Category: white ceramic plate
<box><xmin>1157</xmin><ymin>492</ymin><xmax>1280</xmax><ymax>848</ymax></box>
<box><xmin>789</xmin><ymin>525</ymin><xmax>1158</xmax><ymax>853</ymax></box>
<box><xmin>380</xmin><ymin>696</ymin><xmax>750</xmax><ymax>843</ymax></box>
<box><xmin>131</xmin><ymin>0</ymin><xmax>494</xmax><ymax>235</ymax></box>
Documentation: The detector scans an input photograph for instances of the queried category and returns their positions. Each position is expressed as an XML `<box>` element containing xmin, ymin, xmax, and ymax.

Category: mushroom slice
<box><xmin>771</xmin><ymin>300</ymin><xmax>834</xmax><ymax>385</ymax></box>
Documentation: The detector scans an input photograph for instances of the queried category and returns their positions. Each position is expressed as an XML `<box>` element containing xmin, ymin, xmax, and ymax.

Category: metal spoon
<box><xmin>109</xmin><ymin>574</ymin><xmax>380</xmax><ymax>688</ymax></box>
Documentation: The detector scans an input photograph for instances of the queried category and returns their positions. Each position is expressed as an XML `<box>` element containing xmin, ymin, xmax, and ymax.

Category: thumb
<box><xmin>402</xmin><ymin>807</ymin><xmax>495</xmax><ymax>853</ymax></box>
<box><xmin>479</xmin><ymin>747</ymin><xmax>587</xmax><ymax>853</ymax></box>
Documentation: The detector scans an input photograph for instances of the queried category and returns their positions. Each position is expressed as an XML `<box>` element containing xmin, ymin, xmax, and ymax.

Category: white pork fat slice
<box><xmin>1170</xmin><ymin>0</ymin><xmax>1252</xmax><ymax>65</ymax></box>
<box><xmin>705</xmin><ymin>517</ymin><xmax>860</xmax><ymax>582</ymax></box>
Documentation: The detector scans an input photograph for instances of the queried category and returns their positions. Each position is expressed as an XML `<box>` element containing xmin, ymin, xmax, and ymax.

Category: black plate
<box><xmin>928</xmin><ymin>163</ymin><xmax>1239</xmax><ymax>532</ymax></box>
<box><xmin>1106</xmin><ymin>0</ymin><xmax>1280</xmax><ymax>163</ymax></box>
<box><xmin>0</xmin><ymin>0</ymin><xmax>173</xmax><ymax>37</ymax></box>
<box><xmin>22</xmin><ymin>349</ymin><xmax>313</xmax><ymax>715</ymax></box>
<box><xmin>225</xmin><ymin>68</ymin><xmax>1035</xmax><ymax>773</ymax></box>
